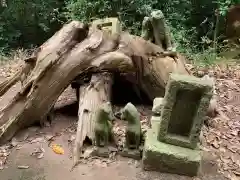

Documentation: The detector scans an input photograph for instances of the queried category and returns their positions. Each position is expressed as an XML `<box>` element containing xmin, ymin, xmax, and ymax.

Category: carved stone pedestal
<box><xmin>143</xmin><ymin>73</ymin><xmax>213</xmax><ymax>177</ymax></box>
<box><xmin>143</xmin><ymin>129</ymin><xmax>201</xmax><ymax>176</ymax></box>
<box><xmin>119</xmin><ymin>148</ymin><xmax>142</xmax><ymax>160</ymax></box>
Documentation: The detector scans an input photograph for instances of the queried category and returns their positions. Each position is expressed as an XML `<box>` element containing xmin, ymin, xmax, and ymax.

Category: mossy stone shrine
<box><xmin>143</xmin><ymin>73</ymin><xmax>214</xmax><ymax>177</ymax></box>
<box><xmin>91</xmin><ymin>17</ymin><xmax>121</xmax><ymax>35</ymax></box>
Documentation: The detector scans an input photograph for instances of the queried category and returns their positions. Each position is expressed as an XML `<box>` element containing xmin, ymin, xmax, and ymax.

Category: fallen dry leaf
<box><xmin>16</xmin><ymin>145</ymin><xmax>22</xmax><ymax>150</ymax></box>
<box><xmin>11</xmin><ymin>138</ymin><xmax>18</xmax><ymax>147</ymax></box>
<box><xmin>200</xmin><ymin>146</ymin><xmax>211</xmax><ymax>152</ymax></box>
<box><xmin>51</xmin><ymin>144</ymin><xmax>64</xmax><ymax>155</ymax></box>
<box><xmin>227</xmin><ymin>146</ymin><xmax>238</xmax><ymax>153</ymax></box>
<box><xmin>37</xmin><ymin>153</ymin><xmax>44</xmax><ymax>159</ymax></box>
<box><xmin>31</xmin><ymin>147</ymin><xmax>45</xmax><ymax>159</ymax></box>
<box><xmin>68</xmin><ymin>135</ymin><xmax>76</xmax><ymax>143</ymax></box>
<box><xmin>82</xmin><ymin>147</ymin><xmax>95</xmax><ymax>159</ymax></box>
<box><xmin>193</xmin><ymin>178</ymin><xmax>201</xmax><ymax>180</ymax></box>
<box><xmin>0</xmin><ymin>157</ymin><xmax>7</xmax><ymax>170</ymax></box>
<box><xmin>230</xmin><ymin>130</ymin><xmax>239</xmax><ymax>136</ymax></box>
<box><xmin>30</xmin><ymin>137</ymin><xmax>45</xmax><ymax>144</ymax></box>
<box><xmin>211</xmin><ymin>140</ymin><xmax>220</xmax><ymax>149</ymax></box>
<box><xmin>95</xmin><ymin>159</ymin><xmax>107</xmax><ymax>168</ymax></box>
<box><xmin>18</xmin><ymin>165</ymin><xmax>29</xmax><ymax>169</ymax></box>
<box><xmin>193</xmin><ymin>63</ymin><xmax>240</xmax><ymax>179</ymax></box>
<box><xmin>233</xmin><ymin>170</ymin><xmax>240</xmax><ymax>176</ymax></box>
<box><xmin>45</xmin><ymin>134</ymin><xmax>54</xmax><ymax>141</ymax></box>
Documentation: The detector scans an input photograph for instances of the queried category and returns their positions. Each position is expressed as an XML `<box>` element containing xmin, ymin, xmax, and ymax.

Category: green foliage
<box><xmin>65</xmin><ymin>0</ymin><xmax>153</xmax><ymax>35</ymax></box>
<box><xmin>65</xmin><ymin>0</ymin><xmax>238</xmax><ymax>57</ymax></box>
<box><xmin>1</xmin><ymin>0</ymin><xmax>240</xmax><ymax>63</ymax></box>
<box><xmin>65</xmin><ymin>0</ymin><xmax>193</xmax><ymax>35</ymax></box>
<box><xmin>217</xmin><ymin>0</ymin><xmax>240</xmax><ymax>15</ymax></box>
<box><xmin>0</xmin><ymin>0</ymin><xmax>64</xmax><ymax>53</ymax></box>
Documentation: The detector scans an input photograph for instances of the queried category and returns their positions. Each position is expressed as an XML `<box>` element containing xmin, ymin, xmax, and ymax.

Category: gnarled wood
<box><xmin>0</xmin><ymin>21</ymin><xmax>89</xmax><ymax>143</ymax></box>
<box><xmin>119</xmin><ymin>33</ymin><xmax>189</xmax><ymax>99</ymax></box>
<box><xmin>0</xmin><ymin>22</ymin><xmax>133</xmax><ymax>144</ymax></box>
<box><xmin>0</xmin><ymin>20</ymin><xmax>189</xmax><ymax>144</ymax></box>
<box><xmin>73</xmin><ymin>72</ymin><xmax>113</xmax><ymax>167</ymax></box>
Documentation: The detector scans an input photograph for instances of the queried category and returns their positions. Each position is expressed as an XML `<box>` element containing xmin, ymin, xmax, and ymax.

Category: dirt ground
<box><xmin>0</xmin><ymin>61</ymin><xmax>239</xmax><ymax>180</ymax></box>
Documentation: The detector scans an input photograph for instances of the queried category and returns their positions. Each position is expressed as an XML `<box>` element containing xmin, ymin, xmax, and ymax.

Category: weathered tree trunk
<box><xmin>0</xmin><ymin>21</ymin><xmax>89</xmax><ymax>143</ymax></box>
<box><xmin>119</xmin><ymin>33</ymin><xmax>189</xmax><ymax>99</ymax></box>
<box><xmin>0</xmin><ymin>70</ymin><xmax>21</xmax><ymax>97</ymax></box>
<box><xmin>0</xmin><ymin>21</ymin><xmax>133</xmax><ymax>144</ymax></box>
<box><xmin>0</xmin><ymin>20</ymin><xmax>189</xmax><ymax>144</ymax></box>
<box><xmin>73</xmin><ymin>72</ymin><xmax>112</xmax><ymax>166</ymax></box>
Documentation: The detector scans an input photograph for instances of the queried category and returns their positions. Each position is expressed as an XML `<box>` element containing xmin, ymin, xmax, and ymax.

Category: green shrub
<box><xmin>1</xmin><ymin>0</ymin><xmax>240</xmax><ymax>63</ymax></box>
<box><xmin>0</xmin><ymin>0</ymin><xmax>64</xmax><ymax>54</ymax></box>
<box><xmin>64</xmin><ymin>0</ymin><xmax>224</xmax><ymax>56</ymax></box>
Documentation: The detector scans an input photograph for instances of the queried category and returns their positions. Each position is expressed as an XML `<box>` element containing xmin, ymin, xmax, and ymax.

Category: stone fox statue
<box><xmin>141</xmin><ymin>16</ymin><xmax>154</xmax><ymax>43</ymax></box>
<box><xmin>121</xmin><ymin>103</ymin><xmax>142</xmax><ymax>149</ymax></box>
<box><xmin>141</xmin><ymin>10</ymin><xmax>175</xmax><ymax>51</ymax></box>
<box><xmin>94</xmin><ymin>102</ymin><xmax>114</xmax><ymax>147</ymax></box>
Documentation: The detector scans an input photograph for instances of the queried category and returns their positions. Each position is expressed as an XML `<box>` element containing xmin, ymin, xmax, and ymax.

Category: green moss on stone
<box><xmin>91</xmin><ymin>17</ymin><xmax>121</xmax><ymax>35</ymax></box>
<box><xmin>94</xmin><ymin>102</ymin><xmax>113</xmax><ymax>147</ymax></box>
<box><xmin>152</xmin><ymin>97</ymin><xmax>164</xmax><ymax>116</ymax></box>
<box><xmin>150</xmin><ymin>116</ymin><xmax>161</xmax><ymax>131</ymax></box>
<box><xmin>143</xmin><ymin>129</ymin><xmax>201</xmax><ymax>177</ymax></box>
<box><xmin>119</xmin><ymin>148</ymin><xmax>142</xmax><ymax>160</ymax></box>
<box><xmin>121</xmin><ymin>103</ymin><xmax>142</xmax><ymax>149</ymax></box>
<box><xmin>158</xmin><ymin>73</ymin><xmax>213</xmax><ymax>149</ymax></box>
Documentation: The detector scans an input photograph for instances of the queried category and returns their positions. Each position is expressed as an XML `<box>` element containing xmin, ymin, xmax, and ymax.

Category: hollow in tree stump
<box><xmin>73</xmin><ymin>72</ymin><xmax>113</xmax><ymax>167</ymax></box>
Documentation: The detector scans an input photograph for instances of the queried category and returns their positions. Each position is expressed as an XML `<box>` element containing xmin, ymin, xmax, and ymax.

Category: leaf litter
<box><xmin>193</xmin><ymin>62</ymin><xmax>240</xmax><ymax>180</ymax></box>
<box><xmin>0</xmin><ymin>55</ymin><xmax>239</xmax><ymax>178</ymax></box>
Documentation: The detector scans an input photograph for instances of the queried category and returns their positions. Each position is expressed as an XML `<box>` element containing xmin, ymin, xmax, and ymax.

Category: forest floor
<box><xmin>0</xmin><ymin>59</ymin><xmax>239</xmax><ymax>180</ymax></box>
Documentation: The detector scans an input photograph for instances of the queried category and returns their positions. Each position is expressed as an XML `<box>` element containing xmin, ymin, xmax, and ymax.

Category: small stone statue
<box><xmin>141</xmin><ymin>16</ymin><xmax>153</xmax><ymax>42</ymax></box>
<box><xmin>121</xmin><ymin>102</ymin><xmax>141</xmax><ymax>149</ymax></box>
<box><xmin>201</xmin><ymin>75</ymin><xmax>218</xmax><ymax>117</ymax></box>
<box><xmin>152</xmin><ymin>97</ymin><xmax>164</xmax><ymax>116</ymax></box>
<box><xmin>94</xmin><ymin>102</ymin><xmax>114</xmax><ymax>147</ymax></box>
<box><xmin>141</xmin><ymin>9</ymin><xmax>176</xmax><ymax>52</ymax></box>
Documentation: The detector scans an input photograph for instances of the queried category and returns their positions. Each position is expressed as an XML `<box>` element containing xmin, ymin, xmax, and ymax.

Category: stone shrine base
<box><xmin>142</xmin><ymin>129</ymin><xmax>201</xmax><ymax>177</ymax></box>
<box><xmin>119</xmin><ymin>148</ymin><xmax>142</xmax><ymax>160</ymax></box>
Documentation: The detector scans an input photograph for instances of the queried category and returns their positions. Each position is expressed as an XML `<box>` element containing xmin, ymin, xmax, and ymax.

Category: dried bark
<box><xmin>0</xmin><ymin>20</ymin><xmax>189</xmax><ymax>144</ymax></box>
<box><xmin>119</xmin><ymin>33</ymin><xmax>189</xmax><ymax>99</ymax></box>
<box><xmin>73</xmin><ymin>72</ymin><xmax>113</xmax><ymax>167</ymax></box>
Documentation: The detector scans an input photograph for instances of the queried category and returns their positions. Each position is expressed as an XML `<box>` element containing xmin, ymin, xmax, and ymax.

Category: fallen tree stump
<box><xmin>73</xmin><ymin>72</ymin><xmax>113</xmax><ymax>166</ymax></box>
<box><xmin>0</xmin><ymin>20</ymin><xmax>189</xmax><ymax>144</ymax></box>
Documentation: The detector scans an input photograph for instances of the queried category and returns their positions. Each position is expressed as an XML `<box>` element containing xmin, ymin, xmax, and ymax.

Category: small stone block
<box><xmin>92</xmin><ymin>17</ymin><xmax>121</xmax><ymax>34</ymax></box>
<box><xmin>150</xmin><ymin>116</ymin><xmax>161</xmax><ymax>131</ymax></box>
<box><xmin>152</xmin><ymin>97</ymin><xmax>164</xmax><ymax>116</ymax></box>
<box><xmin>158</xmin><ymin>73</ymin><xmax>213</xmax><ymax>149</ymax></box>
<box><xmin>119</xmin><ymin>148</ymin><xmax>142</xmax><ymax>160</ymax></box>
<box><xmin>142</xmin><ymin>129</ymin><xmax>201</xmax><ymax>177</ymax></box>
<box><xmin>93</xmin><ymin>147</ymin><xmax>109</xmax><ymax>158</ymax></box>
